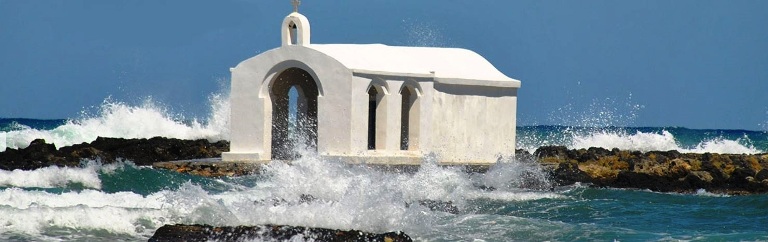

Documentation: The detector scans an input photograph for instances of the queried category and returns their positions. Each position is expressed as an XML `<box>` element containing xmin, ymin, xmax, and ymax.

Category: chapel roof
<box><xmin>306</xmin><ymin>44</ymin><xmax>521</xmax><ymax>86</ymax></box>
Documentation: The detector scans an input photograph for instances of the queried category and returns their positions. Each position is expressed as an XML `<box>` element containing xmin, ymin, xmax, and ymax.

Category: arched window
<box><xmin>400</xmin><ymin>88</ymin><xmax>412</xmax><ymax>150</ymax></box>
<box><xmin>288</xmin><ymin>22</ymin><xmax>298</xmax><ymax>45</ymax></box>
<box><xmin>399</xmin><ymin>85</ymin><xmax>420</xmax><ymax>151</ymax></box>
<box><xmin>367</xmin><ymin>87</ymin><xmax>378</xmax><ymax>150</ymax></box>
<box><xmin>287</xmin><ymin>86</ymin><xmax>299</xmax><ymax>141</ymax></box>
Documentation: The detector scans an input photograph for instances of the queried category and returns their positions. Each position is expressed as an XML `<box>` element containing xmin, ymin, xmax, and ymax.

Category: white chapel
<box><xmin>222</xmin><ymin>5</ymin><xmax>521</xmax><ymax>165</ymax></box>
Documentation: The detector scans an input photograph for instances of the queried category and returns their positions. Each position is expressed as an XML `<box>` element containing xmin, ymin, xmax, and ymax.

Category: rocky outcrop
<box><xmin>0</xmin><ymin>137</ymin><xmax>228</xmax><ymax>170</ymax></box>
<box><xmin>529</xmin><ymin>146</ymin><xmax>768</xmax><ymax>194</ymax></box>
<box><xmin>152</xmin><ymin>160</ymin><xmax>259</xmax><ymax>177</ymax></box>
<box><xmin>148</xmin><ymin>224</ymin><xmax>412</xmax><ymax>242</ymax></box>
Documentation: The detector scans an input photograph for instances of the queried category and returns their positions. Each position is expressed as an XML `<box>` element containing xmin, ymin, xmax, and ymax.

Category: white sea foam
<box><xmin>0</xmin><ymin>165</ymin><xmax>103</xmax><ymax>189</ymax></box>
<box><xmin>4</xmin><ymin>92</ymin><xmax>229</xmax><ymax>150</ymax></box>
<box><xmin>570</xmin><ymin>130</ymin><xmax>762</xmax><ymax>154</ymax></box>
<box><xmin>0</xmin><ymin>132</ymin><xmax>6</xmax><ymax>151</ymax></box>
<box><xmin>0</xmin><ymin>157</ymin><xmax>558</xmax><ymax>240</ymax></box>
<box><xmin>0</xmin><ymin>187</ymin><xmax>169</xmax><ymax>237</ymax></box>
<box><xmin>686</xmin><ymin>138</ymin><xmax>762</xmax><ymax>154</ymax></box>
<box><xmin>570</xmin><ymin>130</ymin><xmax>680</xmax><ymax>152</ymax></box>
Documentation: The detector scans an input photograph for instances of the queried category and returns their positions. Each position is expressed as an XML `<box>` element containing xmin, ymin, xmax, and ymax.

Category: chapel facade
<box><xmin>222</xmin><ymin>8</ymin><xmax>521</xmax><ymax>165</ymax></box>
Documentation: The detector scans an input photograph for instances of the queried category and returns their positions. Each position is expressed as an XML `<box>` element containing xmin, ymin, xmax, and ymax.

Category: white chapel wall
<box><xmin>224</xmin><ymin>46</ymin><xmax>356</xmax><ymax>161</ymax></box>
<box><xmin>429</xmin><ymin>84</ymin><xmax>518</xmax><ymax>163</ymax></box>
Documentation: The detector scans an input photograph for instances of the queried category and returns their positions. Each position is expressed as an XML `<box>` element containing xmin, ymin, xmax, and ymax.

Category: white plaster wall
<box><xmin>348</xmin><ymin>75</ymin><xmax>370</xmax><ymax>154</ymax></box>
<box><xmin>429</xmin><ymin>84</ymin><xmax>518</xmax><ymax>164</ymax></box>
<box><xmin>416</xmin><ymin>81</ymin><xmax>434</xmax><ymax>154</ymax></box>
<box><xmin>223</xmin><ymin>46</ymin><xmax>356</xmax><ymax>161</ymax></box>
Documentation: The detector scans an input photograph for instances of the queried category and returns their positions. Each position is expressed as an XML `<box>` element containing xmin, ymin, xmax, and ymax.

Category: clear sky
<box><xmin>1</xmin><ymin>0</ymin><xmax>767</xmax><ymax>130</ymax></box>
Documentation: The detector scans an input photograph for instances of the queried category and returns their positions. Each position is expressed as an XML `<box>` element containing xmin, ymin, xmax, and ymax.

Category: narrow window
<box><xmin>367</xmin><ymin>87</ymin><xmax>378</xmax><ymax>150</ymax></box>
<box><xmin>400</xmin><ymin>87</ymin><xmax>411</xmax><ymax>150</ymax></box>
<box><xmin>287</xmin><ymin>86</ymin><xmax>299</xmax><ymax>143</ymax></box>
<box><xmin>289</xmin><ymin>22</ymin><xmax>298</xmax><ymax>45</ymax></box>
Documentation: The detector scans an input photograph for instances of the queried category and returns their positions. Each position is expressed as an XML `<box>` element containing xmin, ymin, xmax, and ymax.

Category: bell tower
<box><xmin>281</xmin><ymin>0</ymin><xmax>311</xmax><ymax>46</ymax></box>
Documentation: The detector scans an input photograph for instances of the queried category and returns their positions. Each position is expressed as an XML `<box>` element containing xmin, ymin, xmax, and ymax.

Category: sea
<box><xmin>1</xmin><ymin>95</ymin><xmax>768</xmax><ymax>241</ymax></box>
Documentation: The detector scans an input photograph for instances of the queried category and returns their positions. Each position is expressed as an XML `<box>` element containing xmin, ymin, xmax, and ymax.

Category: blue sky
<box><xmin>1</xmin><ymin>0</ymin><xmax>767</xmax><ymax>130</ymax></box>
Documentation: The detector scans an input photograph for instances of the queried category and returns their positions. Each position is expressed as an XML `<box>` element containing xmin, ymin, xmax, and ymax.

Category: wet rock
<box><xmin>613</xmin><ymin>171</ymin><xmax>679</xmax><ymax>192</ymax></box>
<box><xmin>728</xmin><ymin>167</ymin><xmax>756</xmax><ymax>186</ymax></box>
<box><xmin>0</xmin><ymin>137</ymin><xmax>229</xmax><ymax>170</ymax></box>
<box><xmin>551</xmin><ymin>161</ymin><xmax>591</xmax><ymax>185</ymax></box>
<box><xmin>685</xmin><ymin>171</ymin><xmax>714</xmax><ymax>189</ymax></box>
<box><xmin>254</xmin><ymin>194</ymin><xmax>328</xmax><ymax>207</ymax></box>
<box><xmin>536</xmin><ymin>145</ymin><xmax>768</xmax><ymax>194</ymax></box>
<box><xmin>514</xmin><ymin>149</ymin><xmax>534</xmax><ymax>161</ymax></box>
<box><xmin>408</xmin><ymin>200</ymin><xmax>460</xmax><ymax>214</ymax></box>
<box><xmin>149</xmin><ymin>224</ymin><xmax>412</xmax><ymax>242</ymax></box>
<box><xmin>756</xmin><ymin>169</ymin><xmax>768</xmax><ymax>182</ymax></box>
<box><xmin>534</xmin><ymin>146</ymin><xmax>569</xmax><ymax>160</ymax></box>
<box><xmin>152</xmin><ymin>160</ymin><xmax>257</xmax><ymax>177</ymax></box>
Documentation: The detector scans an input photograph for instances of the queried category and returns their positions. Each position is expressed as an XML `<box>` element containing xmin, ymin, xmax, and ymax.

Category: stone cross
<box><xmin>291</xmin><ymin>0</ymin><xmax>301</xmax><ymax>12</ymax></box>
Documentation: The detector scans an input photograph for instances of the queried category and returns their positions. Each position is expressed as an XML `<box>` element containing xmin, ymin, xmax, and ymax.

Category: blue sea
<box><xmin>1</xmin><ymin>97</ymin><xmax>768</xmax><ymax>241</ymax></box>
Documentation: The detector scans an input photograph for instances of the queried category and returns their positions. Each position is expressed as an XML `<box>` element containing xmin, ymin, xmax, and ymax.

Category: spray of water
<box><xmin>519</xmin><ymin>93</ymin><xmax>764</xmax><ymax>154</ymax></box>
<box><xmin>3</xmin><ymin>91</ymin><xmax>230</xmax><ymax>150</ymax></box>
<box><xmin>400</xmin><ymin>18</ymin><xmax>454</xmax><ymax>48</ymax></box>
<box><xmin>0</xmin><ymin>154</ymin><xmax>558</xmax><ymax>240</ymax></box>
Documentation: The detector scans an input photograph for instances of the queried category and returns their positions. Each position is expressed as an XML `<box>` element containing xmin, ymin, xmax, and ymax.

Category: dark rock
<box><xmin>515</xmin><ymin>149</ymin><xmax>534</xmax><ymax>161</ymax></box>
<box><xmin>728</xmin><ymin>167</ymin><xmax>756</xmax><ymax>186</ymax></box>
<box><xmin>403</xmin><ymin>200</ymin><xmax>460</xmax><ymax>214</ymax></box>
<box><xmin>534</xmin><ymin>146</ymin><xmax>569</xmax><ymax>159</ymax></box>
<box><xmin>0</xmin><ymin>137</ymin><xmax>229</xmax><ymax>170</ymax></box>
<box><xmin>515</xmin><ymin>149</ymin><xmax>530</xmax><ymax>157</ymax></box>
<box><xmin>614</xmin><ymin>171</ymin><xmax>681</xmax><ymax>192</ymax></box>
<box><xmin>152</xmin><ymin>160</ymin><xmax>256</xmax><ymax>177</ymax></box>
<box><xmin>587</xmin><ymin>147</ymin><xmax>612</xmax><ymax>157</ymax></box>
<box><xmin>551</xmin><ymin>161</ymin><xmax>590</xmax><ymax>185</ymax></box>
<box><xmin>575</xmin><ymin>149</ymin><xmax>598</xmax><ymax>162</ymax></box>
<box><xmin>410</xmin><ymin>200</ymin><xmax>460</xmax><ymax>214</ymax></box>
<box><xmin>756</xmin><ymin>169</ymin><xmax>768</xmax><ymax>181</ymax></box>
<box><xmin>148</xmin><ymin>224</ymin><xmax>412</xmax><ymax>242</ymax></box>
<box><xmin>685</xmin><ymin>171</ymin><xmax>714</xmax><ymax>189</ymax></box>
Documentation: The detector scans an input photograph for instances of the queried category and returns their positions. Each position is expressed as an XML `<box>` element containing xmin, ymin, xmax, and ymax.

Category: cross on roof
<box><xmin>291</xmin><ymin>0</ymin><xmax>301</xmax><ymax>12</ymax></box>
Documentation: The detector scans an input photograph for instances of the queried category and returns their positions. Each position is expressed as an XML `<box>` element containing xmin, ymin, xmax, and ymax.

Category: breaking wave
<box><xmin>2</xmin><ymin>92</ymin><xmax>229</xmax><ymax>150</ymax></box>
<box><xmin>516</xmin><ymin>94</ymin><xmax>767</xmax><ymax>154</ymax></box>
<box><xmin>517</xmin><ymin>127</ymin><xmax>765</xmax><ymax>154</ymax></box>
<box><xmin>0</xmin><ymin>156</ymin><xmax>557</xmax><ymax>240</ymax></box>
<box><xmin>570</xmin><ymin>130</ymin><xmax>763</xmax><ymax>154</ymax></box>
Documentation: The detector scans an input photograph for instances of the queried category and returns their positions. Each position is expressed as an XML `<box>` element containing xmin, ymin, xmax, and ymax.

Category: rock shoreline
<box><xmin>528</xmin><ymin>146</ymin><xmax>768</xmax><ymax>194</ymax></box>
<box><xmin>0</xmin><ymin>137</ymin><xmax>228</xmax><ymax>170</ymax></box>
<box><xmin>2</xmin><ymin>137</ymin><xmax>768</xmax><ymax>194</ymax></box>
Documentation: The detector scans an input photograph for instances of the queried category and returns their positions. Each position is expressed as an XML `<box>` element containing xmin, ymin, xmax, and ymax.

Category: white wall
<box><xmin>223</xmin><ymin>46</ymin><xmax>355</xmax><ymax>161</ymax></box>
<box><xmin>429</xmin><ymin>83</ymin><xmax>518</xmax><ymax>164</ymax></box>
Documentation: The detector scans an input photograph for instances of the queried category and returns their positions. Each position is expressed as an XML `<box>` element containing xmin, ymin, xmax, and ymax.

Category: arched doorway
<box><xmin>270</xmin><ymin>67</ymin><xmax>318</xmax><ymax>160</ymax></box>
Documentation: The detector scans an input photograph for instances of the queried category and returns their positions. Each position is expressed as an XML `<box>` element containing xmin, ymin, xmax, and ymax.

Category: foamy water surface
<box><xmin>2</xmin><ymin>157</ymin><xmax>766</xmax><ymax>241</ymax></box>
<box><xmin>0</xmin><ymin>157</ymin><xmax>566</xmax><ymax>241</ymax></box>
